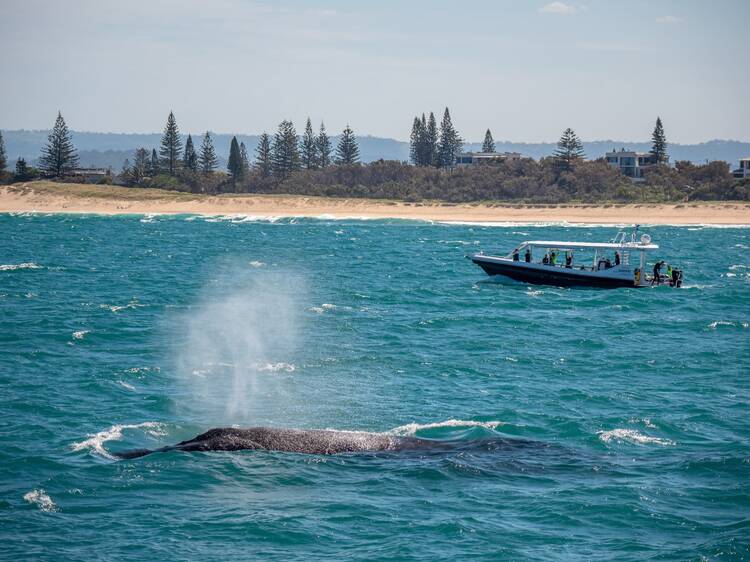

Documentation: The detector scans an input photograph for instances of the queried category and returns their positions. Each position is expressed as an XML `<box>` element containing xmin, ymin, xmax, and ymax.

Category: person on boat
<box><xmin>525</xmin><ymin>248</ymin><xmax>532</xmax><ymax>263</ymax></box>
<box><xmin>565</xmin><ymin>252</ymin><xmax>573</xmax><ymax>268</ymax></box>
<box><xmin>604</xmin><ymin>256</ymin><xmax>612</xmax><ymax>269</ymax></box>
<box><xmin>550</xmin><ymin>251</ymin><xmax>557</xmax><ymax>266</ymax></box>
<box><xmin>651</xmin><ymin>260</ymin><xmax>665</xmax><ymax>285</ymax></box>
<box><xmin>614</xmin><ymin>251</ymin><xmax>621</xmax><ymax>266</ymax></box>
<box><xmin>512</xmin><ymin>248</ymin><xmax>520</xmax><ymax>261</ymax></box>
<box><xmin>542</xmin><ymin>253</ymin><xmax>549</xmax><ymax>265</ymax></box>
<box><xmin>666</xmin><ymin>263</ymin><xmax>673</xmax><ymax>279</ymax></box>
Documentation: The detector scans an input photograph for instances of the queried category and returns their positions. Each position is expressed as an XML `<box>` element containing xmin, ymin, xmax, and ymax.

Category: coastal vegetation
<box><xmin>0</xmin><ymin>111</ymin><xmax>747</xmax><ymax>203</ymax></box>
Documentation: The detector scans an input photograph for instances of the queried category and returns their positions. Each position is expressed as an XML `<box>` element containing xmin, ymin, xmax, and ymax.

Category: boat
<box><xmin>468</xmin><ymin>226</ymin><xmax>682</xmax><ymax>288</ymax></box>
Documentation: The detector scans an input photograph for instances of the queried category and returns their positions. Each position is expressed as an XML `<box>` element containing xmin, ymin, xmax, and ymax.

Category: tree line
<box><xmin>1</xmin><ymin>110</ymin><xmax>746</xmax><ymax>202</ymax></box>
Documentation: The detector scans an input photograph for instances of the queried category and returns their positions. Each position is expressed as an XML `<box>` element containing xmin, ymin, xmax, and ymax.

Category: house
<box><xmin>455</xmin><ymin>151</ymin><xmax>523</xmax><ymax>166</ymax></box>
<box><xmin>605</xmin><ymin>148</ymin><xmax>660</xmax><ymax>181</ymax></box>
<box><xmin>732</xmin><ymin>157</ymin><xmax>750</xmax><ymax>179</ymax></box>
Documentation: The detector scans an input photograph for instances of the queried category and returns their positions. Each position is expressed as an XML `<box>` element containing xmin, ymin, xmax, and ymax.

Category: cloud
<box><xmin>538</xmin><ymin>2</ymin><xmax>577</xmax><ymax>15</ymax></box>
<box><xmin>655</xmin><ymin>15</ymin><xmax>683</xmax><ymax>24</ymax></box>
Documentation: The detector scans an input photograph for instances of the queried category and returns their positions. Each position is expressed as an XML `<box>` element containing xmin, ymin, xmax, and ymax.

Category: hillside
<box><xmin>3</xmin><ymin>130</ymin><xmax>749</xmax><ymax>171</ymax></box>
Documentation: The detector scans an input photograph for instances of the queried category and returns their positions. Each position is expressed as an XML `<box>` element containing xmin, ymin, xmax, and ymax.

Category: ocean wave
<box><xmin>249</xmin><ymin>260</ymin><xmax>266</xmax><ymax>268</ymax></box>
<box><xmin>597</xmin><ymin>428</ymin><xmax>674</xmax><ymax>446</ymax></box>
<box><xmin>309</xmin><ymin>303</ymin><xmax>341</xmax><ymax>314</ymax></box>
<box><xmin>99</xmin><ymin>300</ymin><xmax>143</xmax><ymax>313</ymax></box>
<box><xmin>71</xmin><ymin>422</ymin><xmax>166</xmax><ymax>459</ymax></box>
<box><xmin>256</xmin><ymin>362</ymin><xmax>296</xmax><ymax>373</ymax></box>
<box><xmin>24</xmin><ymin>489</ymin><xmax>58</xmax><ymax>512</ymax></box>
<box><xmin>708</xmin><ymin>320</ymin><xmax>748</xmax><ymax>329</ymax></box>
<box><xmin>72</xmin><ymin>330</ymin><xmax>89</xmax><ymax>340</ymax></box>
<box><xmin>0</xmin><ymin>262</ymin><xmax>43</xmax><ymax>271</ymax></box>
<box><xmin>388</xmin><ymin>419</ymin><xmax>505</xmax><ymax>436</ymax></box>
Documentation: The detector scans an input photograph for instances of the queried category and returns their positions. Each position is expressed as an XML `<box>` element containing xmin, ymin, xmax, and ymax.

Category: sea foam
<box><xmin>71</xmin><ymin>422</ymin><xmax>166</xmax><ymax>459</ymax></box>
<box><xmin>389</xmin><ymin>419</ymin><xmax>505</xmax><ymax>436</ymax></box>
<box><xmin>24</xmin><ymin>489</ymin><xmax>58</xmax><ymax>512</ymax></box>
<box><xmin>0</xmin><ymin>262</ymin><xmax>43</xmax><ymax>271</ymax></box>
<box><xmin>597</xmin><ymin>428</ymin><xmax>674</xmax><ymax>446</ymax></box>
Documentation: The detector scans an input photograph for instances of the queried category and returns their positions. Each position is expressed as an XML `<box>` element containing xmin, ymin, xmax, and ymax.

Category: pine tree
<box><xmin>418</xmin><ymin>114</ymin><xmax>430</xmax><ymax>166</ymax></box>
<box><xmin>426</xmin><ymin>112</ymin><xmax>438</xmax><ymax>166</ymax></box>
<box><xmin>316</xmin><ymin>122</ymin><xmax>332</xmax><ymax>168</ymax></box>
<box><xmin>650</xmin><ymin>116</ymin><xmax>668</xmax><ymax>164</ymax></box>
<box><xmin>553</xmin><ymin>128</ymin><xmax>585</xmax><ymax>172</ymax></box>
<box><xmin>482</xmin><ymin>129</ymin><xmax>495</xmax><ymax>153</ymax></box>
<box><xmin>39</xmin><ymin>111</ymin><xmax>79</xmax><ymax>177</ymax></box>
<box><xmin>198</xmin><ymin>132</ymin><xmax>218</xmax><ymax>174</ymax></box>
<box><xmin>300</xmin><ymin>117</ymin><xmax>318</xmax><ymax>170</ymax></box>
<box><xmin>227</xmin><ymin>136</ymin><xmax>243</xmax><ymax>181</ymax></box>
<box><xmin>159</xmin><ymin>111</ymin><xmax>182</xmax><ymax>175</ymax></box>
<box><xmin>255</xmin><ymin>132</ymin><xmax>272</xmax><ymax>178</ymax></box>
<box><xmin>336</xmin><ymin>125</ymin><xmax>360</xmax><ymax>165</ymax></box>
<box><xmin>183</xmin><ymin>134</ymin><xmax>198</xmax><ymax>172</ymax></box>
<box><xmin>15</xmin><ymin>158</ymin><xmax>32</xmax><ymax>181</ymax></box>
<box><xmin>409</xmin><ymin>116</ymin><xmax>424</xmax><ymax>166</ymax></box>
<box><xmin>271</xmin><ymin>120</ymin><xmax>300</xmax><ymax>178</ymax></box>
<box><xmin>240</xmin><ymin>142</ymin><xmax>250</xmax><ymax>175</ymax></box>
<box><xmin>132</xmin><ymin>148</ymin><xmax>150</xmax><ymax>183</ymax></box>
<box><xmin>0</xmin><ymin>131</ymin><xmax>7</xmax><ymax>172</ymax></box>
<box><xmin>437</xmin><ymin>107</ymin><xmax>462</xmax><ymax>168</ymax></box>
<box><xmin>149</xmin><ymin>149</ymin><xmax>159</xmax><ymax>176</ymax></box>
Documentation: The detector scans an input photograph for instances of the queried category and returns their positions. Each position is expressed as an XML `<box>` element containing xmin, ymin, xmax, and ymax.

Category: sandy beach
<box><xmin>2</xmin><ymin>181</ymin><xmax>749</xmax><ymax>225</ymax></box>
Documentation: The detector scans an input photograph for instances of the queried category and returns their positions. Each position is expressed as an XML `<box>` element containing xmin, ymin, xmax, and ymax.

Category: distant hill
<box><xmin>3</xmin><ymin>130</ymin><xmax>748</xmax><ymax>171</ymax></box>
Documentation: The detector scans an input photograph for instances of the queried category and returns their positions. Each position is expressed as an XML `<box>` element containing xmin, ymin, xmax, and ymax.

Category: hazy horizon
<box><xmin>1</xmin><ymin>0</ymin><xmax>748</xmax><ymax>144</ymax></box>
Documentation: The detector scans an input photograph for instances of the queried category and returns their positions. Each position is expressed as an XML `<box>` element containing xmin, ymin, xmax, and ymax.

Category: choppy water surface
<box><xmin>1</xmin><ymin>213</ymin><xmax>748</xmax><ymax>560</ymax></box>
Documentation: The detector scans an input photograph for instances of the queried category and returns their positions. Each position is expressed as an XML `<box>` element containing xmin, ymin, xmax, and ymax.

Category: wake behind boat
<box><xmin>469</xmin><ymin>226</ymin><xmax>682</xmax><ymax>288</ymax></box>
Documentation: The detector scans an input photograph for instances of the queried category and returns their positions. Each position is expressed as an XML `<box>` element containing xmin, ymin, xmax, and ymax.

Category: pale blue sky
<box><xmin>1</xmin><ymin>0</ymin><xmax>747</xmax><ymax>142</ymax></box>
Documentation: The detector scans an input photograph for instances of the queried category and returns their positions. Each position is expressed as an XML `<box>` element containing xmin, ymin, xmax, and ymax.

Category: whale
<box><xmin>115</xmin><ymin>426</ymin><xmax>537</xmax><ymax>459</ymax></box>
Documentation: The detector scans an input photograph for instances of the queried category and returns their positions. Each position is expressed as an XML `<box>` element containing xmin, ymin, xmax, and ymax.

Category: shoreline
<box><xmin>2</xmin><ymin>181</ymin><xmax>749</xmax><ymax>225</ymax></box>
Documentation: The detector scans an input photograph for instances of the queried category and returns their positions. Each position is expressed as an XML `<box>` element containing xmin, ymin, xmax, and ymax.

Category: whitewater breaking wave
<box><xmin>0</xmin><ymin>262</ymin><xmax>43</xmax><ymax>271</ymax></box>
<box><xmin>72</xmin><ymin>422</ymin><xmax>166</xmax><ymax>459</ymax></box>
<box><xmin>388</xmin><ymin>419</ymin><xmax>505</xmax><ymax>436</ymax></box>
<box><xmin>24</xmin><ymin>489</ymin><xmax>58</xmax><ymax>512</ymax></box>
<box><xmin>597</xmin><ymin>428</ymin><xmax>674</xmax><ymax>446</ymax></box>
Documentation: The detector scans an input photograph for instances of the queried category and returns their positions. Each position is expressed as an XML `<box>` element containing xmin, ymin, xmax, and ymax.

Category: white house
<box><xmin>605</xmin><ymin>148</ymin><xmax>660</xmax><ymax>180</ymax></box>
<box><xmin>732</xmin><ymin>157</ymin><xmax>750</xmax><ymax>179</ymax></box>
<box><xmin>455</xmin><ymin>152</ymin><xmax>522</xmax><ymax>166</ymax></box>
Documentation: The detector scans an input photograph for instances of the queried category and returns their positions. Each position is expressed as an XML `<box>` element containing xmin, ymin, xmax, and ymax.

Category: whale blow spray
<box><xmin>174</xmin><ymin>269</ymin><xmax>302</xmax><ymax>424</ymax></box>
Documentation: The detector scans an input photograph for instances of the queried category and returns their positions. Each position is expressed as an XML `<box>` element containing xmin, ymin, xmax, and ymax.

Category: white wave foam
<box><xmin>117</xmin><ymin>380</ymin><xmax>136</xmax><ymax>391</ymax></box>
<box><xmin>249</xmin><ymin>260</ymin><xmax>265</xmax><ymax>268</ymax></box>
<box><xmin>256</xmin><ymin>362</ymin><xmax>296</xmax><ymax>373</ymax></box>
<box><xmin>72</xmin><ymin>330</ymin><xmax>89</xmax><ymax>340</ymax></box>
<box><xmin>0</xmin><ymin>262</ymin><xmax>42</xmax><ymax>271</ymax></box>
<box><xmin>24</xmin><ymin>489</ymin><xmax>57</xmax><ymax>512</ymax></box>
<box><xmin>707</xmin><ymin>320</ymin><xmax>747</xmax><ymax>329</ymax></box>
<box><xmin>99</xmin><ymin>300</ymin><xmax>142</xmax><ymax>313</ymax></box>
<box><xmin>309</xmin><ymin>303</ymin><xmax>339</xmax><ymax>314</ymax></box>
<box><xmin>597</xmin><ymin>428</ymin><xmax>674</xmax><ymax>446</ymax></box>
<box><xmin>389</xmin><ymin>419</ymin><xmax>504</xmax><ymax>436</ymax></box>
<box><xmin>71</xmin><ymin>422</ymin><xmax>165</xmax><ymax>459</ymax></box>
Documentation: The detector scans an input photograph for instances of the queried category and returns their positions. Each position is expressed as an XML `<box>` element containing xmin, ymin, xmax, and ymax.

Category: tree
<box><xmin>271</xmin><ymin>120</ymin><xmax>300</xmax><ymax>178</ymax></box>
<box><xmin>39</xmin><ymin>111</ymin><xmax>79</xmax><ymax>177</ymax></box>
<box><xmin>15</xmin><ymin>158</ymin><xmax>32</xmax><ymax>181</ymax></box>
<box><xmin>120</xmin><ymin>158</ymin><xmax>133</xmax><ymax>185</ymax></box>
<box><xmin>198</xmin><ymin>132</ymin><xmax>218</xmax><ymax>174</ymax></box>
<box><xmin>227</xmin><ymin>136</ymin><xmax>243</xmax><ymax>181</ymax></box>
<box><xmin>482</xmin><ymin>129</ymin><xmax>495</xmax><ymax>153</ymax></box>
<box><xmin>159</xmin><ymin>111</ymin><xmax>182</xmax><ymax>175</ymax></box>
<box><xmin>300</xmin><ymin>117</ymin><xmax>318</xmax><ymax>170</ymax></box>
<box><xmin>336</xmin><ymin>124</ymin><xmax>360</xmax><ymax>164</ymax></box>
<box><xmin>240</xmin><ymin>142</ymin><xmax>250</xmax><ymax>175</ymax></box>
<box><xmin>316</xmin><ymin>122</ymin><xmax>332</xmax><ymax>168</ymax></box>
<box><xmin>255</xmin><ymin>132</ymin><xmax>272</xmax><ymax>178</ymax></box>
<box><xmin>149</xmin><ymin>149</ymin><xmax>159</xmax><ymax>176</ymax></box>
<box><xmin>437</xmin><ymin>107</ymin><xmax>462</xmax><ymax>168</ymax></box>
<box><xmin>553</xmin><ymin>128</ymin><xmax>585</xmax><ymax>173</ymax></box>
<box><xmin>132</xmin><ymin>148</ymin><xmax>150</xmax><ymax>183</ymax></box>
<box><xmin>0</xmin><ymin>131</ymin><xmax>7</xmax><ymax>172</ymax></box>
<box><xmin>183</xmin><ymin>134</ymin><xmax>198</xmax><ymax>171</ymax></box>
<box><xmin>650</xmin><ymin>117</ymin><xmax>668</xmax><ymax>164</ymax></box>
<box><xmin>409</xmin><ymin>116</ymin><xmax>424</xmax><ymax>166</ymax></box>
<box><xmin>426</xmin><ymin>112</ymin><xmax>438</xmax><ymax>166</ymax></box>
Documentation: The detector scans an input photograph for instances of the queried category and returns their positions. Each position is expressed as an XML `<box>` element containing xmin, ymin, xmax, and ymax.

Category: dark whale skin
<box><xmin>116</xmin><ymin>426</ymin><xmax>444</xmax><ymax>459</ymax></box>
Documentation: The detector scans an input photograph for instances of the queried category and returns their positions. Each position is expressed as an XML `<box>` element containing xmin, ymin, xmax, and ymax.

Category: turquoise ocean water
<box><xmin>1</xmin><ymin>213</ymin><xmax>748</xmax><ymax>560</ymax></box>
